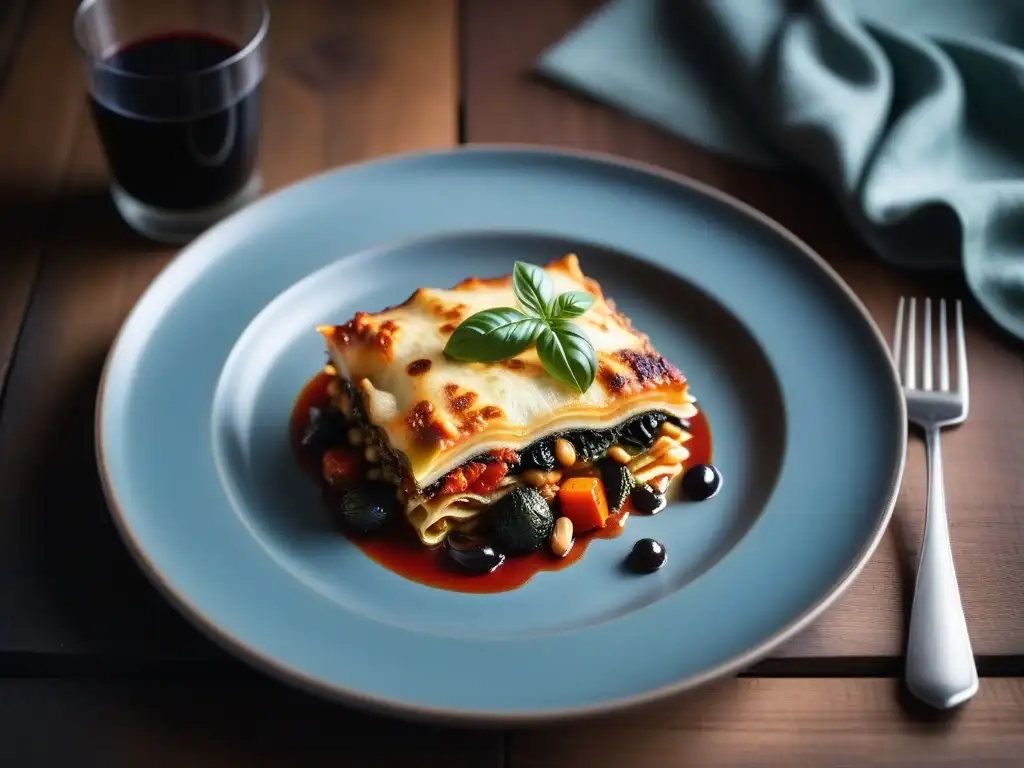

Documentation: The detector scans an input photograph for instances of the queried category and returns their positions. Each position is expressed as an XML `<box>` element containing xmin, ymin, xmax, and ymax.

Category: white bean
<box><xmin>522</xmin><ymin>469</ymin><xmax>562</xmax><ymax>487</ymax></box>
<box><xmin>554</xmin><ymin>438</ymin><xmax>577</xmax><ymax>467</ymax></box>
<box><xmin>607</xmin><ymin>446</ymin><xmax>631</xmax><ymax>464</ymax></box>
<box><xmin>550</xmin><ymin>517</ymin><xmax>574</xmax><ymax>557</ymax></box>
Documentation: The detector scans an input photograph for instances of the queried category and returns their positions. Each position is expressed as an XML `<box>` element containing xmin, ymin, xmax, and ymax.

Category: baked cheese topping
<box><xmin>319</xmin><ymin>254</ymin><xmax>691</xmax><ymax>488</ymax></box>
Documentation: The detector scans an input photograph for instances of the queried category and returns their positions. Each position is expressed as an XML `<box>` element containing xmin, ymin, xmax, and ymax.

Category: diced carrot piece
<box><xmin>557</xmin><ymin>477</ymin><xmax>610</xmax><ymax>533</ymax></box>
<box><xmin>321</xmin><ymin>447</ymin><xmax>365</xmax><ymax>489</ymax></box>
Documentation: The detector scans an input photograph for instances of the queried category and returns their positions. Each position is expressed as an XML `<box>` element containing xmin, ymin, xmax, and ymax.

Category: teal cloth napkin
<box><xmin>538</xmin><ymin>0</ymin><xmax>1024</xmax><ymax>341</ymax></box>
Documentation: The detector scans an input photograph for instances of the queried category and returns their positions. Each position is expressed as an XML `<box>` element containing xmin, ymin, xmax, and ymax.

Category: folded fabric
<box><xmin>539</xmin><ymin>0</ymin><xmax>1024</xmax><ymax>341</ymax></box>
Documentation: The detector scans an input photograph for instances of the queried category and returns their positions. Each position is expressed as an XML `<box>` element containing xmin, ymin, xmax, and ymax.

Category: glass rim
<box><xmin>73</xmin><ymin>0</ymin><xmax>270</xmax><ymax>82</ymax></box>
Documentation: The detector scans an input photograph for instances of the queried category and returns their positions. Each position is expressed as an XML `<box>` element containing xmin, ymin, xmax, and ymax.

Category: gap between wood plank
<box><xmin>507</xmin><ymin>678</ymin><xmax>1024</xmax><ymax>768</ymax></box>
<box><xmin>0</xmin><ymin>0</ymin><xmax>90</xmax><ymax>417</ymax></box>
<box><xmin>0</xmin><ymin>0</ymin><xmax>36</xmax><ymax>406</ymax></box>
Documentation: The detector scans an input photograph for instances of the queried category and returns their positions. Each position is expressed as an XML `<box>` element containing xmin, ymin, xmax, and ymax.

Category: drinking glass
<box><xmin>74</xmin><ymin>0</ymin><xmax>269</xmax><ymax>243</ymax></box>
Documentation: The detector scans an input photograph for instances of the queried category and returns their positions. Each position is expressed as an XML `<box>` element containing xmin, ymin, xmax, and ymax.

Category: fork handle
<box><xmin>905</xmin><ymin>425</ymin><xmax>978</xmax><ymax>709</ymax></box>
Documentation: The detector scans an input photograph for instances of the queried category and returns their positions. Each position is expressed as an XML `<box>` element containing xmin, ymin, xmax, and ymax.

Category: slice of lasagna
<box><xmin>317</xmin><ymin>254</ymin><xmax>697</xmax><ymax>545</ymax></box>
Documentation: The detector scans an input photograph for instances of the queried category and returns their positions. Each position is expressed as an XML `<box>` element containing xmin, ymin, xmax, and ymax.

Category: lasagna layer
<box><xmin>406</xmin><ymin>478</ymin><xmax>519</xmax><ymax>546</ymax></box>
<box><xmin>319</xmin><ymin>254</ymin><xmax>692</xmax><ymax>489</ymax></box>
<box><xmin>403</xmin><ymin>419</ymin><xmax>696</xmax><ymax>545</ymax></box>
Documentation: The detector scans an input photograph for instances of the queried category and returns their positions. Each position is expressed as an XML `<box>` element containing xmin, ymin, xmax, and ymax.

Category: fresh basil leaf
<box><xmin>536</xmin><ymin>321</ymin><xmax>597</xmax><ymax>392</ymax></box>
<box><xmin>444</xmin><ymin>308</ymin><xmax>545</xmax><ymax>362</ymax></box>
<box><xmin>513</xmin><ymin>261</ymin><xmax>555</xmax><ymax>318</ymax></box>
<box><xmin>550</xmin><ymin>291</ymin><xmax>595</xmax><ymax>319</ymax></box>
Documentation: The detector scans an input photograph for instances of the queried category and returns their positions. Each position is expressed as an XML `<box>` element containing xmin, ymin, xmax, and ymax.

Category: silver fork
<box><xmin>891</xmin><ymin>297</ymin><xmax>978</xmax><ymax>709</ymax></box>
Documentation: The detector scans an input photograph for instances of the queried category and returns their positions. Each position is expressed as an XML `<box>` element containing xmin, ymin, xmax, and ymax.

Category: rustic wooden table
<box><xmin>1</xmin><ymin>0</ymin><xmax>1022</xmax><ymax>764</ymax></box>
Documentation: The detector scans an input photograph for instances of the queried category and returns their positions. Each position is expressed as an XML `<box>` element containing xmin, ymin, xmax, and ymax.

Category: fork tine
<box><xmin>905</xmin><ymin>298</ymin><xmax>917</xmax><ymax>389</ymax></box>
<box><xmin>939</xmin><ymin>299</ymin><xmax>949</xmax><ymax>391</ymax></box>
<box><xmin>922</xmin><ymin>298</ymin><xmax>932</xmax><ymax>390</ymax></box>
<box><xmin>956</xmin><ymin>300</ymin><xmax>968</xmax><ymax>407</ymax></box>
<box><xmin>892</xmin><ymin>297</ymin><xmax>905</xmax><ymax>384</ymax></box>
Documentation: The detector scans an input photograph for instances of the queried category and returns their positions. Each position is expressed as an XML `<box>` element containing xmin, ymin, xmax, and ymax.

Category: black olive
<box><xmin>490</xmin><ymin>486</ymin><xmax>554</xmax><ymax>554</ymax></box>
<box><xmin>517</xmin><ymin>438</ymin><xmax>557</xmax><ymax>472</ymax></box>
<box><xmin>682</xmin><ymin>464</ymin><xmax>722</xmax><ymax>501</ymax></box>
<box><xmin>567</xmin><ymin>429</ymin><xmax>615</xmax><ymax>462</ymax></box>
<box><xmin>627</xmin><ymin>538</ymin><xmax>667</xmax><ymax>573</ymax></box>
<box><xmin>443</xmin><ymin>532</ymin><xmax>505</xmax><ymax>575</ymax></box>
<box><xmin>335</xmin><ymin>482</ymin><xmax>400</xmax><ymax>535</ymax></box>
<box><xmin>630</xmin><ymin>484</ymin><xmax>667</xmax><ymax>514</ymax></box>
<box><xmin>617</xmin><ymin>413</ymin><xmax>667</xmax><ymax>452</ymax></box>
<box><xmin>300</xmin><ymin>406</ymin><xmax>348</xmax><ymax>455</ymax></box>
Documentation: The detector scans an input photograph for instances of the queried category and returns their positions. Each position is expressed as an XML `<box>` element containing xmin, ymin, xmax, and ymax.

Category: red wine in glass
<box><xmin>90</xmin><ymin>32</ymin><xmax>261</xmax><ymax>211</ymax></box>
<box><xmin>75</xmin><ymin>0</ymin><xmax>268</xmax><ymax>242</ymax></box>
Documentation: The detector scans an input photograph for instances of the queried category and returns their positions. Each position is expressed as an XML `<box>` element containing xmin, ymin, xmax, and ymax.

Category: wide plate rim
<box><xmin>94</xmin><ymin>143</ymin><xmax>907</xmax><ymax>724</ymax></box>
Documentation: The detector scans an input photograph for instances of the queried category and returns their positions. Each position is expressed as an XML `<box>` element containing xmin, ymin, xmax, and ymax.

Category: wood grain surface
<box><xmin>0</xmin><ymin>677</ymin><xmax>1020</xmax><ymax>767</ymax></box>
<box><xmin>0</xmin><ymin>0</ymin><xmax>456</xmax><ymax>657</ymax></box>
<box><xmin>510</xmin><ymin>678</ymin><xmax>1024</xmax><ymax>768</ymax></box>
<box><xmin>0</xmin><ymin>0</ymin><xmax>1022</xmax><ymax>764</ymax></box>
<box><xmin>462</xmin><ymin>0</ymin><xmax>1024</xmax><ymax>663</ymax></box>
<box><xmin>0</xmin><ymin>0</ymin><xmax>78</xmax><ymax>406</ymax></box>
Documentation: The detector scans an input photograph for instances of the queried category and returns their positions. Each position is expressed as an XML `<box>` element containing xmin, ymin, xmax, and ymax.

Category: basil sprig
<box><xmin>441</xmin><ymin>308</ymin><xmax>546</xmax><ymax>362</ymax></box>
<box><xmin>443</xmin><ymin>261</ymin><xmax>598</xmax><ymax>392</ymax></box>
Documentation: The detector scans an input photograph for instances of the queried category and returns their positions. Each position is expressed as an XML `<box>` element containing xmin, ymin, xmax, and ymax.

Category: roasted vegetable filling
<box><xmin>301</xmin><ymin>369</ymin><xmax>698</xmax><ymax>563</ymax></box>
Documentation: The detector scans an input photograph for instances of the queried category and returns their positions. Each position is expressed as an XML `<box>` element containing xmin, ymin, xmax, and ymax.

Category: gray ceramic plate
<box><xmin>96</xmin><ymin>146</ymin><xmax>906</xmax><ymax>723</ymax></box>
